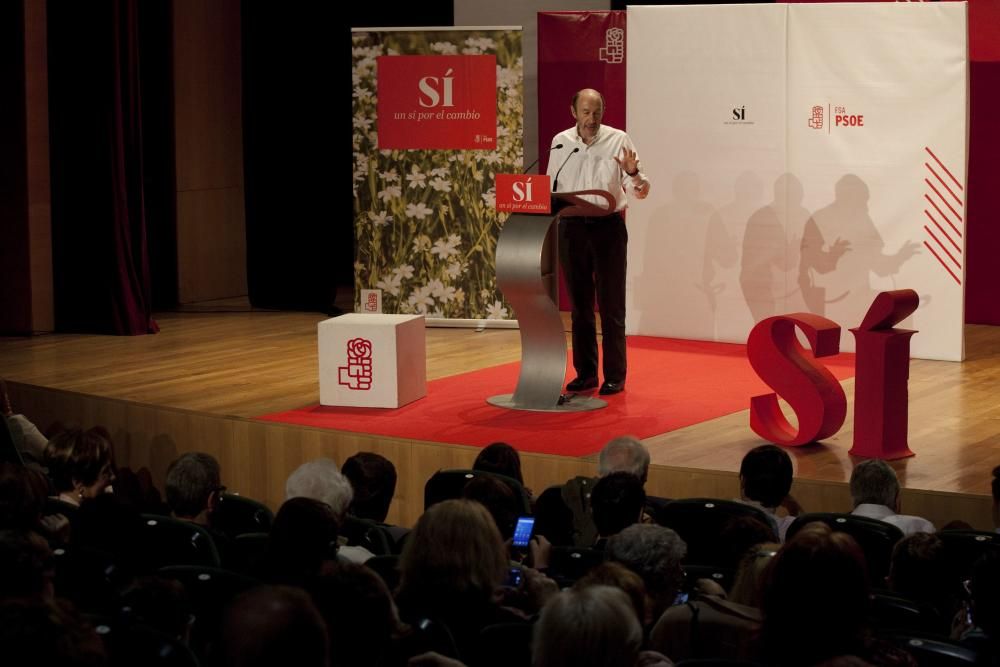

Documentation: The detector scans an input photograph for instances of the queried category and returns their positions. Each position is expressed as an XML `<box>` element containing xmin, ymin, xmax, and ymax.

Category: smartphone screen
<box><xmin>512</xmin><ymin>516</ymin><xmax>535</xmax><ymax>548</ymax></box>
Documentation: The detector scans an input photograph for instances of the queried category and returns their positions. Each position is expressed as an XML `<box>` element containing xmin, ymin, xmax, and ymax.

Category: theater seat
<box><xmin>937</xmin><ymin>529</ymin><xmax>1000</xmax><ymax>581</ymax></box>
<box><xmin>139</xmin><ymin>514</ymin><xmax>221</xmax><ymax>569</ymax></box>
<box><xmin>656</xmin><ymin>499</ymin><xmax>772</xmax><ymax>567</ymax></box>
<box><xmin>881</xmin><ymin>633</ymin><xmax>979</xmax><ymax>666</ymax></box>
<box><xmin>213</xmin><ymin>492</ymin><xmax>274</xmax><ymax>538</ymax></box>
<box><xmin>786</xmin><ymin>513</ymin><xmax>903</xmax><ymax>585</ymax></box>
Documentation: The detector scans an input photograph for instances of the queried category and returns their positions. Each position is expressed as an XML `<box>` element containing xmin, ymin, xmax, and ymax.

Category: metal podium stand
<box><xmin>487</xmin><ymin>190</ymin><xmax>616</xmax><ymax>412</ymax></box>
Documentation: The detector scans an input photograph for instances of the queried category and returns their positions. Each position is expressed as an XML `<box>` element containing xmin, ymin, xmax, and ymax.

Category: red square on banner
<box><xmin>496</xmin><ymin>174</ymin><xmax>552</xmax><ymax>214</ymax></box>
<box><xmin>377</xmin><ymin>55</ymin><xmax>497</xmax><ymax>150</ymax></box>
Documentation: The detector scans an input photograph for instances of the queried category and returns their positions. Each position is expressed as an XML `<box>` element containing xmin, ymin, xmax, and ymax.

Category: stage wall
<box><xmin>626</xmin><ymin>3</ymin><xmax>967</xmax><ymax>361</ymax></box>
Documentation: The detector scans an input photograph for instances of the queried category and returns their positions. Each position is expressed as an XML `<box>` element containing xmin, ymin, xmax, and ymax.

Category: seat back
<box><xmin>0</xmin><ymin>416</ymin><xmax>24</xmax><ymax>466</ymax></box>
<box><xmin>869</xmin><ymin>591</ymin><xmax>945</xmax><ymax>635</ymax></box>
<box><xmin>341</xmin><ymin>514</ymin><xmax>394</xmax><ymax>556</ymax></box>
<box><xmin>88</xmin><ymin>617</ymin><xmax>201</xmax><ymax>667</ymax></box>
<box><xmin>139</xmin><ymin>514</ymin><xmax>221</xmax><ymax>569</ymax></box>
<box><xmin>213</xmin><ymin>493</ymin><xmax>273</xmax><ymax>538</ymax></box>
<box><xmin>365</xmin><ymin>554</ymin><xmax>401</xmax><ymax>592</ymax></box>
<box><xmin>656</xmin><ymin>499</ymin><xmax>773</xmax><ymax>566</ymax></box>
<box><xmin>548</xmin><ymin>546</ymin><xmax>605</xmax><ymax>585</ymax></box>
<box><xmin>786</xmin><ymin>513</ymin><xmax>903</xmax><ymax>584</ymax></box>
<box><xmin>231</xmin><ymin>531</ymin><xmax>269</xmax><ymax>575</ymax></box>
<box><xmin>683</xmin><ymin>564</ymin><xmax>736</xmax><ymax>594</ymax></box>
<box><xmin>424</xmin><ymin>469</ymin><xmax>532</xmax><ymax>514</ymax></box>
<box><xmin>882</xmin><ymin>633</ymin><xmax>980</xmax><ymax>667</ymax></box>
<box><xmin>476</xmin><ymin>622</ymin><xmax>533</xmax><ymax>667</ymax></box>
<box><xmin>937</xmin><ymin>530</ymin><xmax>1000</xmax><ymax>581</ymax></box>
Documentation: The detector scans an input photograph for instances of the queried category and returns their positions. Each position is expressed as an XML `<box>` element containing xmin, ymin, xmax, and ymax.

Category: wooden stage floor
<box><xmin>2</xmin><ymin>311</ymin><xmax>998</xmax><ymax>528</ymax></box>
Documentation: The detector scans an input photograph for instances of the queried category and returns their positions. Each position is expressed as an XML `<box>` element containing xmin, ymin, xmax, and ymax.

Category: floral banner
<box><xmin>352</xmin><ymin>29</ymin><xmax>523</xmax><ymax>320</ymax></box>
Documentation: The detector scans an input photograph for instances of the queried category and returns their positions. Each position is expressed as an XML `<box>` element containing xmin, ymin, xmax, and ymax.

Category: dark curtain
<box><xmin>241</xmin><ymin>2</ymin><xmax>454</xmax><ymax>312</ymax></box>
<box><xmin>48</xmin><ymin>0</ymin><xmax>157</xmax><ymax>335</ymax></box>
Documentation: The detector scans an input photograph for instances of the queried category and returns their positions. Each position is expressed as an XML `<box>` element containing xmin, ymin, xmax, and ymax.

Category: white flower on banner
<box><xmin>431</xmin><ymin>234</ymin><xmax>462</xmax><ymax>259</ymax></box>
<box><xmin>453</xmin><ymin>287</ymin><xmax>465</xmax><ymax>305</ymax></box>
<box><xmin>405</xmin><ymin>202</ymin><xmax>434</xmax><ymax>219</ymax></box>
<box><xmin>376</xmin><ymin>273</ymin><xmax>402</xmax><ymax>296</ymax></box>
<box><xmin>377</xmin><ymin>185</ymin><xmax>402</xmax><ymax>202</ymax></box>
<box><xmin>406</xmin><ymin>166</ymin><xmax>427</xmax><ymax>189</ymax></box>
<box><xmin>393</xmin><ymin>264</ymin><xmax>415</xmax><ymax>280</ymax></box>
<box><xmin>367</xmin><ymin>211</ymin><xmax>392</xmax><ymax>227</ymax></box>
<box><xmin>430</xmin><ymin>41</ymin><xmax>458</xmax><ymax>55</ymax></box>
<box><xmin>380</xmin><ymin>168</ymin><xmax>399</xmax><ymax>183</ymax></box>
<box><xmin>486</xmin><ymin>301</ymin><xmax>508</xmax><ymax>320</ymax></box>
<box><xmin>412</xmin><ymin>235</ymin><xmax>432</xmax><ymax>253</ymax></box>
<box><xmin>496</xmin><ymin>65</ymin><xmax>519</xmax><ymax>91</ymax></box>
<box><xmin>355</xmin><ymin>55</ymin><xmax>377</xmax><ymax>73</ymax></box>
<box><xmin>445</xmin><ymin>262</ymin><xmax>462</xmax><ymax>279</ymax></box>
<box><xmin>481</xmin><ymin>190</ymin><xmax>496</xmax><ymax>208</ymax></box>
<box><xmin>430</xmin><ymin>167</ymin><xmax>450</xmax><ymax>178</ymax></box>
<box><xmin>353</xmin><ymin>261</ymin><xmax>364</xmax><ymax>273</ymax></box>
<box><xmin>484</xmin><ymin>153</ymin><xmax>502</xmax><ymax>166</ymax></box>
<box><xmin>430</xmin><ymin>177</ymin><xmax>452</xmax><ymax>193</ymax></box>
<box><xmin>407</xmin><ymin>285</ymin><xmax>435</xmax><ymax>314</ymax></box>
<box><xmin>465</xmin><ymin>36</ymin><xmax>496</xmax><ymax>51</ymax></box>
<box><xmin>353</xmin><ymin>114</ymin><xmax>372</xmax><ymax>130</ymax></box>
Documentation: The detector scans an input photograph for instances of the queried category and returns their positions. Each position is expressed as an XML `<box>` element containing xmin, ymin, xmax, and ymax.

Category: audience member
<box><xmin>716</xmin><ymin>515</ymin><xmax>778</xmax><ymax>571</ymax></box>
<box><xmin>0</xmin><ymin>599</ymin><xmax>108</xmax><ymax>666</ymax></box>
<box><xmin>396</xmin><ymin>499</ymin><xmax>525</xmax><ymax>662</ymax></box>
<box><xmin>992</xmin><ymin>465</ymin><xmax>1000</xmax><ymax>533</ymax></box>
<box><xmin>165</xmin><ymin>452</ymin><xmax>223</xmax><ymax>526</ymax></box>
<box><xmin>727</xmin><ymin>542</ymin><xmax>779</xmax><ymax>608</ymax></box>
<box><xmin>533</xmin><ymin>585</ymin><xmax>671</xmax><ymax>667</ymax></box>
<box><xmin>606</xmin><ymin>524</ymin><xmax>687</xmax><ymax>628</ymax></box>
<box><xmin>757</xmin><ymin>522</ymin><xmax>914</xmax><ymax>666</ymax></box>
<box><xmin>341</xmin><ymin>451</ymin><xmax>397</xmax><ymax>523</ymax></box>
<box><xmin>574</xmin><ymin>561</ymin><xmax>647</xmax><ymax>622</ymax></box>
<box><xmin>0</xmin><ymin>461</ymin><xmax>48</xmax><ymax>532</ymax></box>
<box><xmin>309</xmin><ymin>562</ymin><xmax>404</xmax><ymax>667</ymax></box>
<box><xmin>461</xmin><ymin>474</ymin><xmax>520</xmax><ymax>541</ymax></box>
<box><xmin>0</xmin><ymin>529</ymin><xmax>55</xmax><ymax>601</ymax></box>
<box><xmin>590</xmin><ymin>471</ymin><xmax>646</xmax><ymax>547</ymax></box>
<box><xmin>887</xmin><ymin>532</ymin><xmax>961</xmax><ymax>634</ymax></box>
<box><xmin>220</xmin><ymin>585</ymin><xmax>329</xmax><ymax>667</ymax></box>
<box><xmin>120</xmin><ymin>576</ymin><xmax>193</xmax><ymax>644</ymax></box>
<box><xmin>0</xmin><ymin>378</ymin><xmax>48</xmax><ymax>464</ymax></box>
<box><xmin>473</xmin><ymin>442</ymin><xmax>527</xmax><ymax>487</ymax></box>
<box><xmin>598</xmin><ymin>436</ymin><xmax>651</xmax><ymax>483</ymax></box>
<box><xmin>257</xmin><ymin>497</ymin><xmax>339</xmax><ymax>588</ymax></box>
<box><xmin>966</xmin><ymin>550</ymin><xmax>1000</xmax><ymax>663</ymax></box>
<box><xmin>738</xmin><ymin>444</ymin><xmax>800</xmax><ymax>541</ymax></box>
<box><xmin>849</xmin><ymin>459</ymin><xmax>934</xmax><ymax>536</ymax></box>
<box><xmin>44</xmin><ymin>427</ymin><xmax>116</xmax><ymax>508</ymax></box>
<box><xmin>286</xmin><ymin>458</ymin><xmax>371</xmax><ymax>563</ymax></box>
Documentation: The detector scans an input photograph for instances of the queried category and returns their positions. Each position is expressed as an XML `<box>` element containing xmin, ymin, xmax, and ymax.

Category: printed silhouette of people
<box><xmin>798</xmin><ymin>174</ymin><xmax>919</xmax><ymax>327</ymax></box>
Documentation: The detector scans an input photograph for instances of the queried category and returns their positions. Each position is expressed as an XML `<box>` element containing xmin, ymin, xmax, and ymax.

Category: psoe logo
<box><xmin>339</xmin><ymin>338</ymin><xmax>373</xmax><ymax>391</ymax></box>
<box><xmin>600</xmin><ymin>28</ymin><xmax>624</xmax><ymax>64</ymax></box>
<box><xmin>808</xmin><ymin>105</ymin><xmax>824</xmax><ymax>130</ymax></box>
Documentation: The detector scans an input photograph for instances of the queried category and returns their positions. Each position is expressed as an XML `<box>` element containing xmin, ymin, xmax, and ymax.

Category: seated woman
<box><xmin>43</xmin><ymin>428</ymin><xmax>116</xmax><ymax>510</ymax></box>
<box><xmin>395</xmin><ymin>499</ymin><xmax>526</xmax><ymax>663</ymax></box>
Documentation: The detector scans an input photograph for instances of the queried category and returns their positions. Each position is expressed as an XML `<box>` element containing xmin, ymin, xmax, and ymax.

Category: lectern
<box><xmin>487</xmin><ymin>189</ymin><xmax>617</xmax><ymax>412</ymax></box>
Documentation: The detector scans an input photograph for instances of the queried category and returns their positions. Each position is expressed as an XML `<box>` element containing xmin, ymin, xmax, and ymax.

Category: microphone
<box><xmin>553</xmin><ymin>147</ymin><xmax>580</xmax><ymax>192</ymax></box>
<box><xmin>522</xmin><ymin>143</ymin><xmax>564</xmax><ymax>174</ymax></box>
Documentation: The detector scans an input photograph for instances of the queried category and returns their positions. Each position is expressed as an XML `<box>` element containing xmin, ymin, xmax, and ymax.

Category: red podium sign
<box><xmin>495</xmin><ymin>174</ymin><xmax>552</xmax><ymax>214</ymax></box>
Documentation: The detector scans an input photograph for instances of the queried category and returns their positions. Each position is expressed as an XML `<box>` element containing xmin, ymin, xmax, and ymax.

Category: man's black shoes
<box><xmin>566</xmin><ymin>376</ymin><xmax>599</xmax><ymax>392</ymax></box>
<box><xmin>599</xmin><ymin>381</ymin><xmax>625</xmax><ymax>396</ymax></box>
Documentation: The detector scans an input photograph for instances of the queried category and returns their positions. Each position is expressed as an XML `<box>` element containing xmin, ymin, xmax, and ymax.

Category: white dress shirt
<box><xmin>546</xmin><ymin>124</ymin><xmax>648</xmax><ymax>212</ymax></box>
<box><xmin>851</xmin><ymin>503</ymin><xmax>935</xmax><ymax>536</ymax></box>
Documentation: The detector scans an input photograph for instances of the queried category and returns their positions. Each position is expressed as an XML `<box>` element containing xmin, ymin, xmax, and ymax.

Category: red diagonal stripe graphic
<box><xmin>924</xmin><ymin>224</ymin><xmax>961</xmax><ymax>268</ymax></box>
<box><xmin>925</xmin><ymin>178</ymin><xmax>963</xmax><ymax>222</ymax></box>
<box><xmin>924</xmin><ymin>210</ymin><xmax>962</xmax><ymax>254</ymax></box>
<box><xmin>925</xmin><ymin>162</ymin><xmax>963</xmax><ymax>207</ymax></box>
<box><xmin>924</xmin><ymin>194</ymin><xmax>962</xmax><ymax>237</ymax></box>
<box><xmin>923</xmin><ymin>241</ymin><xmax>961</xmax><ymax>285</ymax></box>
<box><xmin>925</xmin><ymin>146</ymin><xmax>963</xmax><ymax>192</ymax></box>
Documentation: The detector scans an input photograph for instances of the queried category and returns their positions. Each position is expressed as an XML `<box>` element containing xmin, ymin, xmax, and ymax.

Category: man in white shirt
<box><xmin>849</xmin><ymin>458</ymin><xmax>935</xmax><ymax>536</ymax></box>
<box><xmin>547</xmin><ymin>89</ymin><xmax>650</xmax><ymax>396</ymax></box>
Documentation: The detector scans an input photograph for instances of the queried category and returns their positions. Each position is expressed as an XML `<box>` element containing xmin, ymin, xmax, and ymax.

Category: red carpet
<box><xmin>257</xmin><ymin>336</ymin><xmax>855</xmax><ymax>458</ymax></box>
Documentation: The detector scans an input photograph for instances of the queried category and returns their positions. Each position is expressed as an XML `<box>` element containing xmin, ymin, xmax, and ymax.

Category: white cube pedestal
<box><xmin>318</xmin><ymin>314</ymin><xmax>426</xmax><ymax>408</ymax></box>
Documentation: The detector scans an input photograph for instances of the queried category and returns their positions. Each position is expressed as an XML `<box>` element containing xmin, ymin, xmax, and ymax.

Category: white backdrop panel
<box><xmin>626</xmin><ymin>3</ymin><xmax>967</xmax><ymax>361</ymax></box>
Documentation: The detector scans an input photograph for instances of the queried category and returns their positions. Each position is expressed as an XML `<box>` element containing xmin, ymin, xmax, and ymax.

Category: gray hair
<box><xmin>598</xmin><ymin>436</ymin><xmax>650</xmax><ymax>482</ymax></box>
<box><xmin>606</xmin><ymin>524</ymin><xmax>686</xmax><ymax>601</ymax></box>
<box><xmin>285</xmin><ymin>458</ymin><xmax>353</xmax><ymax>517</ymax></box>
<box><xmin>849</xmin><ymin>458</ymin><xmax>899</xmax><ymax>508</ymax></box>
<box><xmin>165</xmin><ymin>452</ymin><xmax>221</xmax><ymax>519</ymax></box>
<box><xmin>532</xmin><ymin>585</ymin><xmax>642</xmax><ymax>667</ymax></box>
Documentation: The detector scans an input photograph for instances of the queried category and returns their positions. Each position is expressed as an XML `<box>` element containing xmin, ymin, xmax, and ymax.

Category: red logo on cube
<box><xmin>377</xmin><ymin>55</ymin><xmax>497</xmax><ymax>150</ymax></box>
<box><xmin>339</xmin><ymin>338</ymin><xmax>373</xmax><ymax>391</ymax></box>
<box><xmin>495</xmin><ymin>174</ymin><xmax>552</xmax><ymax>213</ymax></box>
